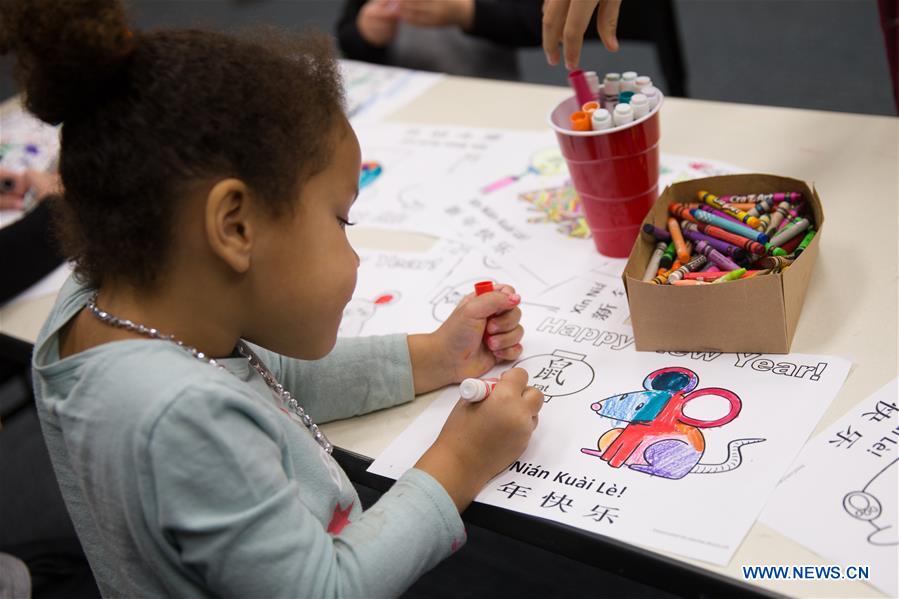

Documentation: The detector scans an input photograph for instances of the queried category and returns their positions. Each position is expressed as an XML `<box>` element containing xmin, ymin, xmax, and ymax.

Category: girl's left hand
<box><xmin>432</xmin><ymin>283</ymin><xmax>524</xmax><ymax>382</ymax></box>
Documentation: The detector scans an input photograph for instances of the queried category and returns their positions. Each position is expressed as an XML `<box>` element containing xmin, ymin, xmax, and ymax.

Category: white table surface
<box><xmin>2</xmin><ymin>77</ymin><xmax>897</xmax><ymax>597</ymax></box>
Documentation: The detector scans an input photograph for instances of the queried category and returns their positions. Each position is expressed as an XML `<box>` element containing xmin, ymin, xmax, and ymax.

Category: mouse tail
<box><xmin>691</xmin><ymin>438</ymin><xmax>765</xmax><ymax>474</ymax></box>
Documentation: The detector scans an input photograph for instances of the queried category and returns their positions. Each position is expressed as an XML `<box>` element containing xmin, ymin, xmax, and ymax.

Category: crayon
<box><xmin>684</xmin><ymin>271</ymin><xmax>729</xmax><ymax>281</ymax></box>
<box><xmin>698</xmin><ymin>190</ymin><xmax>761</xmax><ymax>229</ymax></box>
<box><xmin>680</xmin><ymin>226</ymin><xmax>747</xmax><ymax>261</ymax></box>
<box><xmin>697</xmin><ymin>204</ymin><xmax>746</xmax><ymax>226</ymax></box>
<box><xmin>666</xmin><ymin>255</ymin><xmax>707</xmax><ymax>284</ymax></box>
<box><xmin>746</xmin><ymin>196</ymin><xmax>776</xmax><ymax>218</ymax></box>
<box><xmin>757</xmin><ymin>213</ymin><xmax>771</xmax><ymax>232</ymax></box>
<box><xmin>667</xmin><ymin>217</ymin><xmax>690</xmax><ymax>263</ymax></box>
<box><xmin>692</xmin><ymin>209</ymin><xmax>769</xmax><ymax>243</ymax></box>
<box><xmin>793</xmin><ymin>229</ymin><xmax>817</xmax><ymax>257</ymax></box>
<box><xmin>754</xmin><ymin>255</ymin><xmax>793</xmax><ymax>271</ymax></box>
<box><xmin>778</xmin><ymin>232</ymin><xmax>804</xmax><ymax>255</ymax></box>
<box><xmin>713</xmin><ymin>268</ymin><xmax>746</xmax><ymax>283</ymax></box>
<box><xmin>694</xmin><ymin>240</ymin><xmax>741</xmax><ymax>271</ymax></box>
<box><xmin>642</xmin><ymin>241</ymin><xmax>668</xmax><ymax>281</ymax></box>
<box><xmin>642</xmin><ymin>223</ymin><xmax>671</xmax><ymax>242</ymax></box>
<box><xmin>681</xmin><ymin>221</ymin><xmax>767</xmax><ymax>255</ymax></box>
<box><xmin>768</xmin><ymin>217</ymin><xmax>811</xmax><ymax>248</ymax></box>
<box><xmin>719</xmin><ymin>192</ymin><xmax>803</xmax><ymax>204</ymax></box>
<box><xmin>671</xmin><ymin>279</ymin><xmax>710</xmax><ymax>286</ymax></box>
<box><xmin>765</xmin><ymin>201</ymin><xmax>791</xmax><ymax>235</ymax></box>
<box><xmin>698</xmin><ymin>262</ymin><xmax>721</xmax><ymax>273</ymax></box>
<box><xmin>776</xmin><ymin>201</ymin><xmax>806</xmax><ymax>231</ymax></box>
<box><xmin>668</xmin><ymin>202</ymin><xmax>698</xmax><ymax>223</ymax></box>
<box><xmin>659</xmin><ymin>242</ymin><xmax>676</xmax><ymax>269</ymax></box>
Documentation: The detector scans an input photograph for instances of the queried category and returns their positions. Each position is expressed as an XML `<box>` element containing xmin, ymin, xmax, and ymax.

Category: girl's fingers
<box><xmin>486</xmin><ymin>325</ymin><xmax>524</xmax><ymax>352</ymax></box>
<box><xmin>486</xmin><ymin>306</ymin><xmax>521</xmax><ymax>334</ymax></box>
<box><xmin>492</xmin><ymin>343</ymin><xmax>524</xmax><ymax>363</ymax></box>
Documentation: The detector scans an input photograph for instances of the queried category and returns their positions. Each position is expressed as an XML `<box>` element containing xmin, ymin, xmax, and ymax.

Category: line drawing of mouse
<box><xmin>842</xmin><ymin>457</ymin><xmax>897</xmax><ymax>546</ymax></box>
<box><xmin>338</xmin><ymin>291</ymin><xmax>401</xmax><ymax>337</ymax></box>
<box><xmin>580</xmin><ymin>366</ymin><xmax>765</xmax><ymax>480</ymax></box>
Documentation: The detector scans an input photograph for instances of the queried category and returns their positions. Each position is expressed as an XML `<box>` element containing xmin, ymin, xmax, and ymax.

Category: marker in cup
<box><xmin>460</xmin><ymin>377</ymin><xmax>498</xmax><ymax>402</ymax></box>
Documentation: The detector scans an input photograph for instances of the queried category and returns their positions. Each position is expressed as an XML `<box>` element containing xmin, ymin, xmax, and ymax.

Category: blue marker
<box><xmin>691</xmin><ymin>209</ymin><xmax>769</xmax><ymax>243</ymax></box>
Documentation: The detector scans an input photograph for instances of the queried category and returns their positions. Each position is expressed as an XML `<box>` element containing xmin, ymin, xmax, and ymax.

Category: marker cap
<box><xmin>630</xmin><ymin>93</ymin><xmax>649</xmax><ymax>118</ymax></box>
<box><xmin>612</xmin><ymin>102</ymin><xmax>634</xmax><ymax>126</ymax></box>
<box><xmin>635</xmin><ymin>75</ymin><xmax>652</xmax><ymax>91</ymax></box>
<box><xmin>474</xmin><ymin>280</ymin><xmax>495</xmax><ymax>296</ymax></box>
<box><xmin>591</xmin><ymin>108</ymin><xmax>612</xmax><ymax>130</ymax></box>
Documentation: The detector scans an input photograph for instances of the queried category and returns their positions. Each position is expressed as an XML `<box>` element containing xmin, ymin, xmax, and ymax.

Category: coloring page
<box><xmin>340</xmin><ymin>59</ymin><xmax>443</xmax><ymax>125</ymax></box>
<box><xmin>370</xmin><ymin>311</ymin><xmax>851</xmax><ymax>566</ymax></box>
<box><xmin>0</xmin><ymin>107</ymin><xmax>60</xmax><ymax>174</ymax></box>
<box><xmin>760</xmin><ymin>378</ymin><xmax>898</xmax><ymax>596</ymax></box>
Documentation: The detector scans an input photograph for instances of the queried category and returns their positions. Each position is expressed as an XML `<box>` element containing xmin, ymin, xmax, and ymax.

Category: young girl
<box><xmin>4</xmin><ymin>1</ymin><xmax>543</xmax><ymax>596</ymax></box>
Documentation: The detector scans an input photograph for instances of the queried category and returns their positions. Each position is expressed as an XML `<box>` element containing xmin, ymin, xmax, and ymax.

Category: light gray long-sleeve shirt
<box><xmin>31</xmin><ymin>276</ymin><xmax>465</xmax><ymax>598</ymax></box>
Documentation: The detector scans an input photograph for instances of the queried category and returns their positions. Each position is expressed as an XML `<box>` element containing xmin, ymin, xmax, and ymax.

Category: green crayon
<box><xmin>712</xmin><ymin>268</ymin><xmax>746</xmax><ymax>283</ymax></box>
<box><xmin>659</xmin><ymin>242</ymin><xmax>676</xmax><ymax>269</ymax></box>
<box><xmin>793</xmin><ymin>229</ymin><xmax>817</xmax><ymax>257</ymax></box>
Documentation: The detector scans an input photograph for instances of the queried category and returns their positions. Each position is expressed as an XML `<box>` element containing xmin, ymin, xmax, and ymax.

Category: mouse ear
<box><xmin>643</xmin><ymin>367</ymin><xmax>699</xmax><ymax>392</ymax></box>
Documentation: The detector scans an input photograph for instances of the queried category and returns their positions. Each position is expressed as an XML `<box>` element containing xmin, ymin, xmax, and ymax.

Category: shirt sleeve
<box><xmin>144</xmin><ymin>387</ymin><xmax>465</xmax><ymax>599</ymax></box>
<box><xmin>249</xmin><ymin>335</ymin><xmax>416</xmax><ymax>424</ymax></box>
<box><xmin>466</xmin><ymin>0</ymin><xmax>544</xmax><ymax>47</ymax></box>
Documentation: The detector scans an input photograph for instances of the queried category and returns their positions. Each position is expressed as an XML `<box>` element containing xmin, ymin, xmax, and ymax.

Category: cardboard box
<box><xmin>623</xmin><ymin>174</ymin><xmax>823</xmax><ymax>353</ymax></box>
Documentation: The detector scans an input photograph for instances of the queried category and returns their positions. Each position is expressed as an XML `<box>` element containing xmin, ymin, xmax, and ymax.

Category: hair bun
<box><xmin>1</xmin><ymin>0</ymin><xmax>134</xmax><ymax>124</ymax></box>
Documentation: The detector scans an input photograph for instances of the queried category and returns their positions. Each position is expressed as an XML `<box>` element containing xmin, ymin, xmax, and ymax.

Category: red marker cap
<box><xmin>474</xmin><ymin>281</ymin><xmax>494</xmax><ymax>296</ymax></box>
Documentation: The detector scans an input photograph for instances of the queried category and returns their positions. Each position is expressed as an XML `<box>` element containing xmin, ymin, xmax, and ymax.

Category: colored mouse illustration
<box><xmin>843</xmin><ymin>458</ymin><xmax>897</xmax><ymax>546</ymax></box>
<box><xmin>338</xmin><ymin>291</ymin><xmax>400</xmax><ymax>337</ymax></box>
<box><xmin>581</xmin><ymin>367</ymin><xmax>765</xmax><ymax>480</ymax></box>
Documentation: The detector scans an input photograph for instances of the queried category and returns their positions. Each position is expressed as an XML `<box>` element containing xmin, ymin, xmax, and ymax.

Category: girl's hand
<box><xmin>357</xmin><ymin>0</ymin><xmax>400</xmax><ymax>47</ymax></box>
<box><xmin>415</xmin><ymin>367</ymin><xmax>544</xmax><ymax>511</ymax></box>
<box><xmin>408</xmin><ymin>284</ymin><xmax>524</xmax><ymax>394</ymax></box>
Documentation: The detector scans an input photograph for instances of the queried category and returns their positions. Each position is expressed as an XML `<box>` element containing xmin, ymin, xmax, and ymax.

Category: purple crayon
<box><xmin>642</xmin><ymin>223</ymin><xmax>672</xmax><ymax>242</ymax></box>
<box><xmin>694</xmin><ymin>240</ymin><xmax>741</xmax><ymax>271</ymax></box>
<box><xmin>681</xmin><ymin>225</ymin><xmax>748</xmax><ymax>262</ymax></box>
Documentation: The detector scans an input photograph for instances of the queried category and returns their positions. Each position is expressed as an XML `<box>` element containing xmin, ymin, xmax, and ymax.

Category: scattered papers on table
<box><xmin>760</xmin><ymin>378</ymin><xmax>898</xmax><ymax>597</ymax></box>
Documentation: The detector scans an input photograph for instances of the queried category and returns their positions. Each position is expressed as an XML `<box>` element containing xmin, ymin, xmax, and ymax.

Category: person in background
<box><xmin>0</xmin><ymin>168</ymin><xmax>64</xmax><ymax>304</ymax></box>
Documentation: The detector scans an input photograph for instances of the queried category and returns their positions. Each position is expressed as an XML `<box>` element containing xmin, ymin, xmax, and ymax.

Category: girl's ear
<box><xmin>205</xmin><ymin>178</ymin><xmax>254</xmax><ymax>274</ymax></box>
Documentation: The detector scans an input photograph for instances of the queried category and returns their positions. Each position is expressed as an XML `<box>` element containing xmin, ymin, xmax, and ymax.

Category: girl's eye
<box><xmin>338</xmin><ymin>217</ymin><xmax>356</xmax><ymax>229</ymax></box>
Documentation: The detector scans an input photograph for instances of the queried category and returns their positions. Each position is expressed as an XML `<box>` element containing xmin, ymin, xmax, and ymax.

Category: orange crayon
<box><xmin>667</xmin><ymin>217</ymin><xmax>690</xmax><ymax>263</ymax></box>
<box><xmin>671</xmin><ymin>279</ymin><xmax>710</xmax><ymax>286</ymax></box>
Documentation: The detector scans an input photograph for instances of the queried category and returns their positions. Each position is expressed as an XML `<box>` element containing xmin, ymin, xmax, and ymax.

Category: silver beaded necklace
<box><xmin>85</xmin><ymin>292</ymin><xmax>333</xmax><ymax>454</ymax></box>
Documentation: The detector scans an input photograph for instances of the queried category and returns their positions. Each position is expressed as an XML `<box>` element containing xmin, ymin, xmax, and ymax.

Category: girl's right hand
<box><xmin>414</xmin><ymin>367</ymin><xmax>544</xmax><ymax>512</ymax></box>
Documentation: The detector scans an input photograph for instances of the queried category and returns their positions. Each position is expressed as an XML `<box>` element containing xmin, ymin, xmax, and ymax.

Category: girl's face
<box><xmin>245</xmin><ymin>122</ymin><xmax>361</xmax><ymax>359</ymax></box>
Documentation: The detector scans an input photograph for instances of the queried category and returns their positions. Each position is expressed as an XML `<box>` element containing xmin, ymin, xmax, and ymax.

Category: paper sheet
<box><xmin>0</xmin><ymin>108</ymin><xmax>60</xmax><ymax>172</ymax></box>
<box><xmin>369</xmin><ymin>311</ymin><xmax>851</xmax><ymax>566</ymax></box>
<box><xmin>760</xmin><ymin>379</ymin><xmax>898</xmax><ymax>596</ymax></box>
<box><xmin>340</xmin><ymin>60</ymin><xmax>444</xmax><ymax>124</ymax></box>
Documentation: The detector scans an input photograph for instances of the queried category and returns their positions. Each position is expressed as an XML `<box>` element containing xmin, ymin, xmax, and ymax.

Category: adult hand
<box><xmin>396</xmin><ymin>0</ymin><xmax>475</xmax><ymax>30</ymax></box>
<box><xmin>0</xmin><ymin>168</ymin><xmax>61</xmax><ymax>210</ymax></box>
<box><xmin>357</xmin><ymin>0</ymin><xmax>401</xmax><ymax>47</ymax></box>
<box><xmin>542</xmin><ymin>0</ymin><xmax>622</xmax><ymax>69</ymax></box>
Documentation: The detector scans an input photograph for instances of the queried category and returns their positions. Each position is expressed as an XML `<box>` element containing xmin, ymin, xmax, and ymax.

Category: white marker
<box><xmin>630</xmin><ymin>93</ymin><xmax>649</xmax><ymax>119</ymax></box>
<box><xmin>635</xmin><ymin>75</ymin><xmax>652</xmax><ymax>93</ymax></box>
<box><xmin>460</xmin><ymin>378</ymin><xmax>498</xmax><ymax>402</ymax></box>
<box><xmin>591</xmin><ymin>108</ymin><xmax>613</xmax><ymax>130</ymax></box>
<box><xmin>643</xmin><ymin>85</ymin><xmax>661</xmax><ymax>110</ymax></box>
<box><xmin>601</xmin><ymin>72</ymin><xmax>620</xmax><ymax>109</ymax></box>
<box><xmin>620</xmin><ymin>71</ymin><xmax>638</xmax><ymax>93</ymax></box>
<box><xmin>613</xmin><ymin>103</ymin><xmax>634</xmax><ymax>127</ymax></box>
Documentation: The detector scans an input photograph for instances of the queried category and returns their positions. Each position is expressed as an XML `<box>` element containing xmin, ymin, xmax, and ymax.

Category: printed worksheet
<box><xmin>760</xmin><ymin>379</ymin><xmax>898</xmax><ymax>597</ymax></box>
<box><xmin>340</xmin><ymin>60</ymin><xmax>443</xmax><ymax>124</ymax></box>
<box><xmin>0</xmin><ymin>106</ymin><xmax>60</xmax><ymax>173</ymax></box>
<box><xmin>370</xmin><ymin>312</ymin><xmax>851</xmax><ymax>566</ymax></box>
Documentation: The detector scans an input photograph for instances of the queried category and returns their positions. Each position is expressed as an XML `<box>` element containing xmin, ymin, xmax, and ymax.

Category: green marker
<box><xmin>712</xmin><ymin>268</ymin><xmax>746</xmax><ymax>284</ymax></box>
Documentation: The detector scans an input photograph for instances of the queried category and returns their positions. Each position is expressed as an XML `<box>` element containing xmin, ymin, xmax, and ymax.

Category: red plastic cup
<box><xmin>548</xmin><ymin>93</ymin><xmax>663</xmax><ymax>257</ymax></box>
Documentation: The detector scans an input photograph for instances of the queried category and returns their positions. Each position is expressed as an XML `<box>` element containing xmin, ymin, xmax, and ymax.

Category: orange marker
<box><xmin>569</xmin><ymin>110</ymin><xmax>591</xmax><ymax>131</ymax></box>
<box><xmin>581</xmin><ymin>101</ymin><xmax>599</xmax><ymax>116</ymax></box>
<box><xmin>667</xmin><ymin>217</ymin><xmax>690</xmax><ymax>264</ymax></box>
